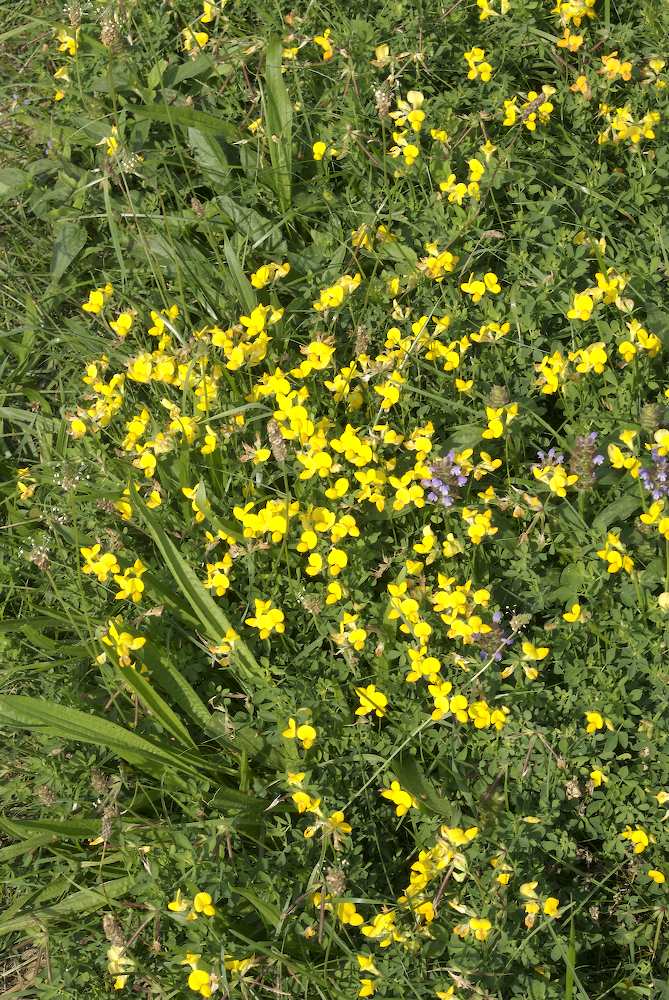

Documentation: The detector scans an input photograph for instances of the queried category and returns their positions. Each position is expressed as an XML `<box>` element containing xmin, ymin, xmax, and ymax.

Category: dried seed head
<box><xmin>65</xmin><ymin>2</ymin><xmax>82</xmax><ymax>28</ymax></box>
<box><xmin>488</xmin><ymin>384</ymin><xmax>509</xmax><ymax>407</ymax></box>
<box><xmin>116</xmin><ymin>149</ymin><xmax>143</xmax><ymax>175</ymax></box>
<box><xmin>325</xmin><ymin>866</ymin><xmax>347</xmax><ymax>895</ymax></box>
<box><xmin>374</xmin><ymin>85</ymin><xmax>392</xmax><ymax>118</ymax></box>
<box><xmin>569</xmin><ymin>432</ymin><xmax>602</xmax><ymax>491</ymax></box>
<box><xmin>100</xmin><ymin>14</ymin><xmax>121</xmax><ymax>50</ymax></box>
<box><xmin>640</xmin><ymin>402</ymin><xmax>665</xmax><ymax>434</ymax></box>
<box><xmin>36</xmin><ymin>784</ymin><xmax>57</xmax><ymax>806</ymax></box>
<box><xmin>103</xmin><ymin>912</ymin><xmax>125</xmax><ymax>946</ymax></box>
<box><xmin>565</xmin><ymin>778</ymin><xmax>582</xmax><ymax>799</ymax></box>
<box><xmin>354</xmin><ymin>326</ymin><xmax>370</xmax><ymax>356</ymax></box>
<box><xmin>27</xmin><ymin>544</ymin><xmax>51</xmax><ymax>571</ymax></box>
<box><xmin>267</xmin><ymin>418</ymin><xmax>287</xmax><ymax>462</ymax></box>
<box><xmin>101</xmin><ymin>808</ymin><xmax>115</xmax><ymax>843</ymax></box>
<box><xmin>91</xmin><ymin>768</ymin><xmax>111</xmax><ymax>794</ymax></box>
<box><xmin>509</xmin><ymin>612</ymin><xmax>531</xmax><ymax>632</ymax></box>
<box><xmin>299</xmin><ymin>593</ymin><xmax>322</xmax><ymax>615</ymax></box>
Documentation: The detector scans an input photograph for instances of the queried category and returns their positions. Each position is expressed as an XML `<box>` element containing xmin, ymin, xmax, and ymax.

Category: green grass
<box><xmin>1</xmin><ymin>0</ymin><xmax>669</xmax><ymax>997</ymax></box>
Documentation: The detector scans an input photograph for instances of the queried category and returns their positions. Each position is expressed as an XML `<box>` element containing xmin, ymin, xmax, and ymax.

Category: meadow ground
<box><xmin>1</xmin><ymin>0</ymin><xmax>669</xmax><ymax>997</ymax></box>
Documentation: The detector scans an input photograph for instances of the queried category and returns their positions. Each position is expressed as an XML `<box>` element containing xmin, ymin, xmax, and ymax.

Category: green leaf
<box><xmin>0</xmin><ymin>876</ymin><xmax>135</xmax><ymax>936</ymax></box>
<box><xmin>214</xmin><ymin>194</ymin><xmax>285</xmax><ymax>252</ymax></box>
<box><xmin>143</xmin><ymin>645</ymin><xmax>213</xmax><ymax>732</ymax></box>
<box><xmin>0</xmin><ymin>695</ymin><xmax>202</xmax><ymax>787</ymax></box>
<box><xmin>393</xmin><ymin>754</ymin><xmax>454</xmax><ymax>817</ymax></box>
<box><xmin>232</xmin><ymin>886</ymin><xmax>281</xmax><ymax>930</ymax></box>
<box><xmin>132</xmin><ymin>104</ymin><xmax>237</xmax><ymax>141</ymax></box>
<box><xmin>591</xmin><ymin>493</ymin><xmax>640</xmax><ymax>535</ymax></box>
<box><xmin>263</xmin><ymin>37</ymin><xmax>292</xmax><ymax>212</ymax></box>
<box><xmin>172</xmin><ymin>53</ymin><xmax>214</xmax><ymax>85</ymax></box>
<box><xmin>224</xmin><ymin>235</ymin><xmax>257</xmax><ymax>313</ymax></box>
<box><xmin>0</xmin><ymin>817</ymin><xmax>101</xmax><ymax>839</ymax></box>
<box><xmin>188</xmin><ymin>127</ymin><xmax>230</xmax><ymax>185</ymax></box>
<box><xmin>0</xmin><ymin>833</ymin><xmax>55</xmax><ymax>862</ymax></box>
<box><xmin>102</xmin><ymin>178</ymin><xmax>127</xmax><ymax>284</ymax></box>
<box><xmin>118</xmin><ymin>665</ymin><xmax>199</xmax><ymax>749</ymax></box>
<box><xmin>50</xmin><ymin>221</ymin><xmax>87</xmax><ymax>282</ymax></box>
<box><xmin>0</xmin><ymin>167</ymin><xmax>30</xmax><ymax>201</ymax></box>
<box><xmin>139</xmin><ymin>497</ymin><xmax>272</xmax><ymax>694</ymax></box>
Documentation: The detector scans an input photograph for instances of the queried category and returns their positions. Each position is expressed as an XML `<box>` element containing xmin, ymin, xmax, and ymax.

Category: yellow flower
<box><xmin>371</xmin><ymin>44</ymin><xmax>391</xmax><ymax>67</ymax></box>
<box><xmin>282</xmin><ymin>718</ymin><xmax>317</xmax><ymax>750</ymax></box>
<box><xmin>356</xmin><ymin>955</ymin><xmax>380</xmax><ymax>976</ymax></box>
<box><xmin>567</xmin><ymin>291</ymin><xmax>595</xmax><ymax>321</ymax></box>
<box><xmin>82</xmin><ymin>283</ymin><xmax>113</xmax><ymax>314</ymax></box>
<box><xmin>292</xmin><ymin>791</ymin><xmax>321</xmax><ymax>814</ymax></box>
<box><xmin>313</xmin><ymin>141</ymin><xmax>328</xmax><ymax>161</ymax></box>
<box><xmin>188</xmin><ymin>969</ymin><xmax>213</xmax><ymax>997</ymax></box>
<box><xmin>543</xmin><ymin>897</ymin><xmax>560</xmax><ymax>917</ymax></box>
<box><xmin>563</xmin><ymin>603</ymin><xmax>581</xmax><ymax>622</ymax></box>
<box><xmin>596</xmin><ymin>532</ymin><xmax>634</xmax><ymax>574</ymax></box>
<box><xmin>571</xmin><ymin>74</ymin><xmax>592</xmax><ymax>98</ymax></box>
<box><xmin>381</xmin><ymin>780</ymin><xmax>418</xmax><ymax>816</ymax></box>
<box><xmin>522</xmin><ymin>641</ymin><xmax>549</xmax><ymax>661</ymax></box>
<box><xmin>590</xmin><ymin>769</ymin><xmax>607</xmax><ymax>788</ymax></box>
<box><xmin>469</xmin><ymin>916</ymin><xmax>492</xmax><ymax>940</ymax></box>
<box><xmin>557</xmin><ymin>28</ymin><xmax>583</xmax><ymax>50</ymax></box>
<box><xmin>193</xmin><ymin>891</ymin><xmax>216</xmax><ymax>917</ymax></box>
<box><xmin>57</xmin><ymin>28</ymin><xmax>79</xmax><ymax>55</ymax></box>
<box><xmin>648</xmin><ymin>869</ymin><xmax>665</xmax><ymax>884</ymax></box>
<box><xmin>355</xmin><ymin>684</ymin><xmax>388</xmax><ymax>718</ymax></box>
<box><xmin>109</xmin><ymin>312</ymin><xmax>133</xmax><ymax>338</ymax></box>
<box><xmin>328</xmin><ymin>547</ymin><xmax>348</xmax><ymax>576</ymax></box>
<box><xmin>460</xmin><ymin>272</ymin><xmax>500</xmax><ymax>303</ymax></box>
<box><xmin>201</xmin><ymin>1</ymin><xmax>217</xmax><ymax>22</ymax></box>
<box><xmin>621</xmin><ymin>826</ymin><xmax>651</xmax><ymax>854</ymax></box>
<box><xmin>168</xmin><ymin>889</ymin><xmax>189</xmax><ymax>913</ymax></box>
<box><xmin>246</xmin><ymin>598</ymin><xmax>285</xmax><ymax>638</ymax></box>
<box><xmin>313</xmin><ymin>28</ymin><xmax>334</xmax><ymax>61</ymax></box>
<box><xmin>182</xmin><ymin>27</ymin><xmax>209</xmax><ymax>52</ymax></box>
<box><xmin>584</xmin><ymin>711</ymin><xmax>613</xmax><ymax>734</ymax></box>
<box><xmin>464</xmin><ymin>47</ymin><xmax>493</xmax><ymax>82</ymax></box>
<box><xmin>113</xmin><ymin>560</ymin><xmax>147</xmax><ymax>603</ymax></box>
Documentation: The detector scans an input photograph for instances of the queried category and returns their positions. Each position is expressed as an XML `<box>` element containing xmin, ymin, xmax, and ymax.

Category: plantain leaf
<box><xmin>188</xmin><ymin>127</ymin><xmax>230</xmax><ymax>185</ymax></box>
<box><xmin>0</xmin><ymin>876</ymin><xmax>135</xmax><ymax>936</ymax></box>
<box><xmin>118</xmin><ymin>663</ymin><xmax>198</xmax><ymax>749</ymax></box>
<box><xmin>0</xmin><ymin>695</ymin><xmax>202</xmax><ymax>787</ymax></box>
<box><xmin>263</xmin><ymin>37</ymin><xmax>292</xmax><ymax>213</ymax></box>
<box><xmin>232</xmin><ymin>886</ymin><xmax>281</xmax><ymax>930</ymax></box>
<box><xmin>132</xmin><ymin>104</ymin><xmax>237</xmax><ymax>140</ymax></box>
<box><xmin>393</xmin><ymin>753</ymin><xmax>454</xmax><ymax>817</ymax></box>
<box><xmin>223</xmin><ymin>235</ymin><xmax>257</xmax><ymax>313</ymax></box>
<box><xmin>0</xmin><ymin>816</ymin><xmax>101</xmax><ymax>839</ymax></box>
<box><xmin>0</xmin><ymin>833</ymin><xmax>55</xmax><ymax>862</ymax></box>
<box><xmin>138</xmin><ymin>496</ymin><xmax>272</xmax><ymax>693</ymax></box>
<box><xmin>591</xmin><ymin>493</ymin><xmax>640</xmax><ymax>535</ymax></box>
<box><xmin>143</xmin><ymin>644</ymin><xmax>213</xmax><ymax>732</ymax></box>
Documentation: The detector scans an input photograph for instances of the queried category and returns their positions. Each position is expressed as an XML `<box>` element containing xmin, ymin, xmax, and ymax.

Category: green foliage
<box><xmin>1</xmin><ymin>0</ymin><xmax>669</xmax><ymax>997</ymax></box>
